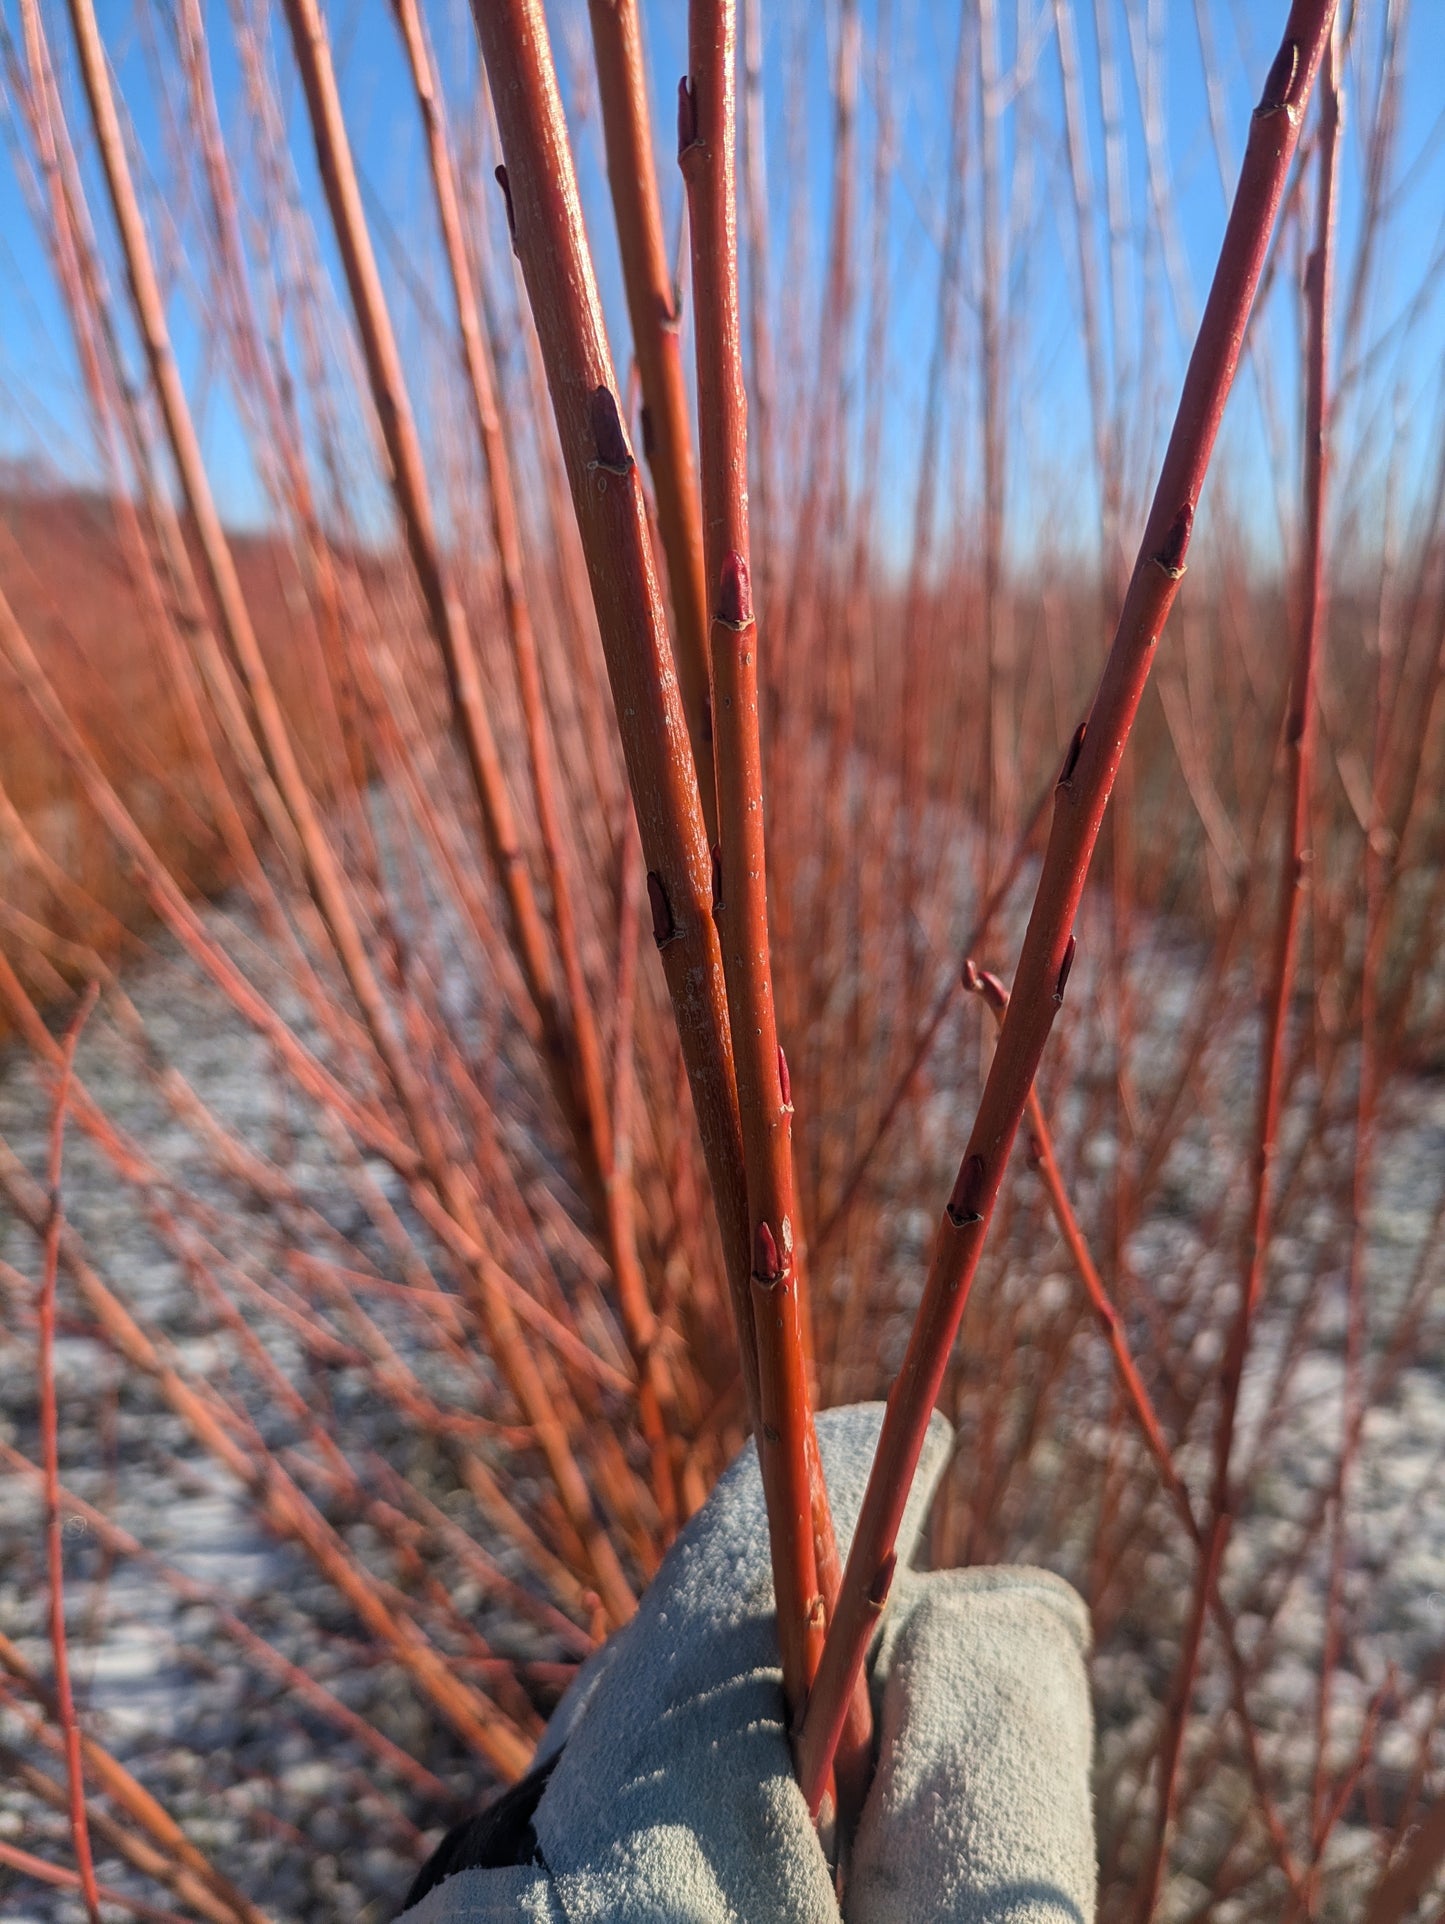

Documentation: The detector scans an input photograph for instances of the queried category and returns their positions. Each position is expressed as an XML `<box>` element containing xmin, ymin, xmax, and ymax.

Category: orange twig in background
<box><xmin>1149</xmin><ymin>24</ymin><xmax>1344</xmax><ymax>1914</ymax></box>
<box><xmin>37</xmin><ymin>980</ymin><xmax>101</xmax><ymax>1924</ymax></box>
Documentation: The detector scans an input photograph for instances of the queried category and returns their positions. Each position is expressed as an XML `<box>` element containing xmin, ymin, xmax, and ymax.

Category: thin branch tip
<box><xmin>962</xmin><ymin>960</ymin><xmax>1007</xmax><ymax>1011</ymax></box>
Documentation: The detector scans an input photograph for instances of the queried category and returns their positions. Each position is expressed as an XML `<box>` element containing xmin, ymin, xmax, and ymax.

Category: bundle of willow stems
<box><xmin>481</xmin><ymin>0</ymin><xmax>1337</xmax><ymax>1836</ymax></box>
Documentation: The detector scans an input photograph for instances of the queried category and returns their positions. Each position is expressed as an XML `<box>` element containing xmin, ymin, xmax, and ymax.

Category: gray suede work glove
<box><xmin>397</xmin><ymin>1403</ymin><xmax>1095</xmax><ymax>1923</ymax></box>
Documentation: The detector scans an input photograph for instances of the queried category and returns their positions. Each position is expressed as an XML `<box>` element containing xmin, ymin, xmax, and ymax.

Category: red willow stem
<box><xmin>680</xmin><ymin>0</ymin><xmax>833</xmax><ymax>1739</ymax></box>
<box><xmin>0</xmin><ymin>1624</ymin><xmax>263</xmax><ymax>1924</ymax></box>
<box><xmin>1304</xmin><ymin>30</ymin><xmax>1351</xmax><ymax>1890</ymax></box>
<box><xmin>2</xmin><ymin>1439</ymin><xmax>452</xmax><ymax>1804</ymax></box>
<box><xmin>468</xmin><ymin>0</ymin><xmax>759</xmax><ymax>1427</ymax></box>
<box><xmin>710</xmin><ymin>560</ymin><xmax>818</xmax><ymax>1719</ymax></box>
<box><xmin>58</xmin><ymin>0</ymin><xmax>437</xmax><ymax>1174</ymax></box>
<box><xmin>386</xmin><ymin>0</ymin><xmax>678</xmax><ymax>1535</ymax></box>
<box><xmin>38</xmin><ymin>982</ymin><xmax>102</xmax><ymax>1924</ymax></box>
<box><xmin>275</xmin><ymin>0</ymin><xmax>571</xmax><ymax>1115</ymax></box>
<box><xmin>66</xmin><ymin>0</ymin><xmax>636</xmax><ymax>1625</ymax></box>
<box><xmin>2</xmin><ymin>1129</ymin><xmax>537</xmax><ymax>1779</ymax></box>
<box><xmin>796</xmin><ymin>0</ymin><xmax>1338</xmax><ymax>1817</ymax></box>
<box><xmin>1142</xmin><ymin>25</ymin><xmax>1343</xmax><ymax>1915</ymax></box>
<box><xmin>586</xmin><ymin>0</ymin><xmax>716</xmax><ymax>841</ymax></box>
<box><xmin>738</xmin><ymin>0</ymin><xmax>777</xmax><ymax>609</ymax></box>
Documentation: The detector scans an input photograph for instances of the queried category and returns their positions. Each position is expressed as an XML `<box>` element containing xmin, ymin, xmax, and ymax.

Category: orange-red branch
<box><xmin>797</xmin><ymin>0</ymin><xmax>1338</xmax><ymax>1816</ymax></box>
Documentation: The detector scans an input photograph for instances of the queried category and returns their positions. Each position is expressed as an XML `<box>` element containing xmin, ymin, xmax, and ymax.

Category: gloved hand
<box><xmin>398</xmin><ymin>1404</ymin><xmax>1095</xmax><ymax>1923</ymax></box>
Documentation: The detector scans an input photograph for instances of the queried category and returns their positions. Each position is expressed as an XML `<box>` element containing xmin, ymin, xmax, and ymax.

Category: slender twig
<box><xmin>1310</xmin><ymin>74</ymin><xmax>1367</xmax><ymax>1905</ymax></box>
<box><xmin>468</xmin><ymin>0</ymin><xmax>759</xmax><ymax>1428</ymax></box>
<box><xmin>965</xmin><ymin>963</ymin><xmax>1191</xmax><ymax>1516</ymax></box>
<box><xmin>1</xmin><ymin>1131</ymin><xmax>535</xmax><ymax>1778</ymax></box>
<box><xmin>172</xmin><ymin>0</ymin><xmax>375</xmax><ymax>836</ymax></box>
<box><xmin>274</xmin><ymin>0</ymin><xmax>571</xmax><ymax>1117</ymax></box>
<box><xmin>797</xmin><ymin>2</ymin><xmax>1338</xmax><ymax>1816</ymax></box>
<box><xmin>681</xmin><ymin>0</ymin><xmax>830</xmax><ymax>1735</ymax></box>
<box><xmin>0</xmin><ymin>1618</ymin><xmax>268</xmax><ymax>1924</ymax></box>
<box><xmin>586</xmin><ymin>0</ymin><xmax>715</xmax><ymax>836</ymax></box>
<box><xmin>966</xmin><ymin>961</ymin><xmax>1312</xmax><ymax>1903</ymax></box>
<box><xmin>386</xmin><ymin>0</ymin><xmax>677</xmax><ymax>1535</ymax></box>
<box><xmin>0</xmin><ymin>1839</ymin><xmax>193</xmax><ymax>1924</ymax></box>
<box><xmin>1140</xmin><ymin>27</ymin><xmax>1342</xmax><ymax>1913</ymax></box>
<box><xmin>37</xmin><ymin>981</ymin><xmax>101</xmax><ymax>1924</ymax></box>
<box><xmin>816</xmin><ymin>774</ymin><xmax>1051</xmax><ymax>1253</ymax></box>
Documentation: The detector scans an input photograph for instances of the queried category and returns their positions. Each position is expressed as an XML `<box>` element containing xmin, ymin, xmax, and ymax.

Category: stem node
<box><xmin>753</xmin><ymin>1219</ymin><xmax>784</xmax><ymax>1283</ymax></box>
<box><xmin>1054</xmin><ymin>934</ymin><xmax>1077</xmax><ymax>1005</ymax></box>
<box><xmin>945</xmin><ymin>1153</ymin><xmax>986</xmax><ymax>1229</ymax></box>
<box><xmin>645</xmin><ymin>871</ymin><xmax>678</xmax><ymax>948</ymax></box>
<box><xmin>493</xmin><ymin>164</ymin><xmax>517</xmax><ymax>247</ymax></box>
<box><xmin>589</xmin><ymin>385</ymin><xmax>635</xmax><ymax>475</ymax></box>
<box><xmin>1057</xmin><ymin>721</ymin><xmax>1087</xmax><ymax>789</ymax></box>
<box><xmin>867</xmin><ymin>1552</ymin><xmax>897</xmax><ymax>1613</ymax></box>
<box><xmin>717</xmin><ymin>550</ymin><xmax>753</xmax><ymax>627</ymax></box>
<box><xmin>1257</xmin><ymin>38</ymin><xmax>1301</xmax><ymax>119</ymax></box>
<box><xmin>676</xmin><ymin>75</ymin><xmax>700</xmax><ymax>160</ymax></box>
<box><xmin>1154</xmin><ymin>500</ymin><xmax>1195</xmax><ymax>577</ymax></box>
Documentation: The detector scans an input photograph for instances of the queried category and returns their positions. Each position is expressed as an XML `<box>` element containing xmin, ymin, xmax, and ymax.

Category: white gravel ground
<box><xmin>1</xmin><ymin>883</ymin><xmax>1443</xmax><ymax>1923</ymax></box>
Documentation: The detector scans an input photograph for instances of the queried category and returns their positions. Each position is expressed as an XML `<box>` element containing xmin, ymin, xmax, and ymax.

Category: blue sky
<box><xmin>2</xmin><ymin>0</ymin><xmax>1442</xmax><ymax>572</ymax></box>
